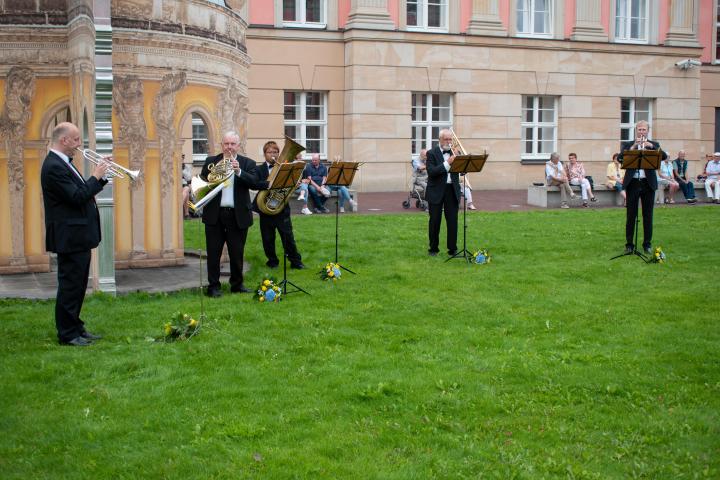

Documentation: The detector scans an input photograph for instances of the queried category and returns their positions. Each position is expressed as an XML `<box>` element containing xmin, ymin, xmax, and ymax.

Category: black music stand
<box><xmin>446</xmin><ymin>153</ymin><xmax>488</xmax><ymax>263</ymax></box>
<box><xmin>269</xmin><ymin>161</ymin><xmax>310</xmax><ymax>295</ymax></box>
<box><xmin>610</xmin><ymin>149</ymin><xmax>661</xmax><ymax>263</ymax></box>
<box><xmin>326</xmin><ymin>161</ymin><xmax>360</xmax><ymax>274</ymax></box>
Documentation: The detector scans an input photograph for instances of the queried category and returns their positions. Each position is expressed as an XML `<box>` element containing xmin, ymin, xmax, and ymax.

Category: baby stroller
<box><xmin>402</xmin><ymin>163</ymin><xmax>428</xmax><ymax>211</ymax></box>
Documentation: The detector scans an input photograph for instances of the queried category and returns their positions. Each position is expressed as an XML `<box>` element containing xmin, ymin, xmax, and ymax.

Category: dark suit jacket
<box><xmin>252</xmin><ymin>162</ymin><xmax>291</xmax><ymax>218</ymax></box>
<box><xmin>40</xmin><ymin>151</ymin><xmax>107</xmax><ymax>254</ymax></box>
<box><xmin>200</xmin><ymin>153</ymin><xmax>258</xmax><ymax>228</ymax></box>
<box><xmin>425</xmin><ymin>145</ymin><xmax>461</xmax><ymax>204</ymax></box>
<box><xmin>618</xmin><ymin>140</ymin><xmax>666</xmax><ymax>191</ymax></box>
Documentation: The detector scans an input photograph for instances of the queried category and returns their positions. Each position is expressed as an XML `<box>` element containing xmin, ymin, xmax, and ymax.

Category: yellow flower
<box><xmin>189</xmin><ymin>318</ymin><xmax>198</xmax><ymax>328</ymax></box>
<box><xmin>261</xmin><ymin>286</ymin><xmax>267</xmax><ymax>292</ymax></box>
<box><xmin>263</xmin><ymin>279</ymin><xmax>271</xmax><ymax>286</ymax></box>
<box><xmin>259</xmin><ymin>296</ymin><xmax>265</xmax><ymax>302</ymax></box>
<box><xmin>328</xmin><ymin>271</ymin><xmax>334</xmax><ymax>277</ymax></box>
<box><xmin>163</xmin><ymin>323</ymin><xmax>172</xmax><ymax>335</ymax></box>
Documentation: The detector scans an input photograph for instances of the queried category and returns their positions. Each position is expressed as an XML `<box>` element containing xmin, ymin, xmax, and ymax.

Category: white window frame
<box><xmin>515</xmin><ymin>0</ymin><xmax>553</xmax><ymax>38</ymax></box>
<box><xmin>521</xmin><ymin>95</ymin><xmax>557</xmax><ymax>161</ymax></box>
<box><xmin>191</xmin><ymin>113</ymin><xmax>209</xmax><ymax>164</ymax></box>
<box><xmin>620</xmin><ymin>98</ymin><xmax>653</xmax><ymax>142</ymax></box>
<box><xmin>614</xmin><ymin>0</ymin><xmax>649</xmax><ymax>44</ymax></box>
<box><xmin>284</xmin><ymin>91</ymin><xmax>328</xmax><ymax>158</ymax></box>
<box><xmin>411</xmin><ymin>93</ymin><xmax>453</xmax><ymax>157</ymax></box>
<box><xmin>406</xmin><ymin>0</ymin><xmax>449</xmax><ymax>32</ymax></box>
<box><xmin>282</xmin><ymin>0</ymin><xmax>327</xmax><ymax>28</ymax></box>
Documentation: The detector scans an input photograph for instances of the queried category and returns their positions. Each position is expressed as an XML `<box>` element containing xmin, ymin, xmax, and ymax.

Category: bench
<box><xmin>288</xmin><ymin>188</ymin><xmax>359</xmax><ymax>214</ymax></box>
<box><xmin>528</xmin><ymin>180</ymin><xmax>710</xmax><ymax>208</ymax></box>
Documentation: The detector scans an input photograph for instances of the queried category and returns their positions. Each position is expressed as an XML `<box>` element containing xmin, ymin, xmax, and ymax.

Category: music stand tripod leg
<box><xmin>279</xmin><ymin>251</ymin><xmax>310</xmax><ymax>295</ymax></box>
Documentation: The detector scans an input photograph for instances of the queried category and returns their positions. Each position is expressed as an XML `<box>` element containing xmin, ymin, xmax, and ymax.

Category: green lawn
<box><xmin>2</xmin><ymin>207</ymin><xmax>719</xmax><ymax>479</ymax></box>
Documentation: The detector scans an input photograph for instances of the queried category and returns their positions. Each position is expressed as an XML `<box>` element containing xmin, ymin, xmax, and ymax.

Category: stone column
<box><xmin>571</xmin><ymin>0</ymin><xmax>608</xmax><ymax>42</ymax></box>
<box><xmin>467</xmin><ymin>0</ymin><xmax>507</xmax><ymax>37</ymax></box>
<box><xmin>345</xmin><ymin>0</ymin><xmax>394</xmax><ymax>30</ymax></box>
<box><xmin>665</xmin><ymin>0</ymin><xmax>698</xmax><ymax>47</ymax></box>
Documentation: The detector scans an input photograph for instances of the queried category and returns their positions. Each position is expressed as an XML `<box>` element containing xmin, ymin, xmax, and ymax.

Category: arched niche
<box><xmin>178</xmin><ymin>105</ymin><xmax>216</xmax><ymax>167</ymax></box>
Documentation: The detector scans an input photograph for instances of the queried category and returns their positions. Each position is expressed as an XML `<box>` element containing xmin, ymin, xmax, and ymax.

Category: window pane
<box><xmin>283</xmin><ymin>0</ymin><xmax>296</xmax><ymax>21</ymax></box>
<box><xmin>428</xmin><ymin>0</ymin><xmax>442</xmax><ymax>27</ymax></box>
<box><xmin>284</xmin><ymin>92</ymin><xmax>298</xmax><ymax>120</ymax></box>
<box><xmin>306</xmin><ymin>0</ymin><xmax>321</xmax><ymax>22</ymax></box>
<box><xmin>306</xmin><ymin>140</ymin><xmax>320</xmax><ymax>154</ymax></box>
<box><xmin>284</xmin><ymin>125</ymin><xmax>297</xmax><ymax>139</ymax></box>
<box><xmin>407</xmin><ymin>0</ymin><xmax>418</xmax><ymax>26</ymax></box>
<box><xmin>517</xmin><ymin>0</ymin><xmax>529</xmax><ymax>32</ymax></box>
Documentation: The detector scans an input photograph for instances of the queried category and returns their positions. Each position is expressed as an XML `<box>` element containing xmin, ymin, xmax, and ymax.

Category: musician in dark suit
<box><xmin>618</xmin><ymin>120</ymin><xmax>667</xmax><ymax>254</ymax></box>
<box><xmin>200</xmin><ymin>131</ymin><xmax>259</xmax><ymax>297</ymax></box>
<box><xmin>41</xmin><ymin>122</ymin><xmax>109</xmax><ymax>346</ymax></box>
<box><xmin>252</xmin><ymin>141</ymin><xmax>304</xmax><ymax>270</ymax></box>
<box><xmin>426</xmin><ymin>129</ymin><xmax>462</xmax><ymax>256</ymax></box>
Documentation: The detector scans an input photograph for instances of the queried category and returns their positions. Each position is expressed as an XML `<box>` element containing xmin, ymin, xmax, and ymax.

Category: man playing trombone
<box><xmin>41</xmin><ymin>122</ymin><xmax>109</xmax><ymax>346</ymax></box>
<box><xmin>426</xmin><ymin>129</ymin><xmax>461</xmax><ymax>257</ymax></box>
<box><xmin>200</xmin><ymin>131</ymin><xmax>258</xmax><ymax>297</ymax></box>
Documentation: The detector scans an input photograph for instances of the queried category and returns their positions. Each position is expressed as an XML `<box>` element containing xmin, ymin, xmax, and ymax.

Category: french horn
<box><xmin>256</xmin><ymin>136</ymin><xmax>306</xmax><ymax>215</ymax></box>
<box><xmin>187</xmin><ymin>156</ymin><xmax>235</xmax><ymax>213</ymax></box>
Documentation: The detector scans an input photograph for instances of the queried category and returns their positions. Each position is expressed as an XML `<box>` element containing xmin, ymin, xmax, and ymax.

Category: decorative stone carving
<box><xmin>111</xmin><ymin>0</ymin><xmax>152</xmax><ymax>19</ymax></box>
<box><xmin>114</xmin><ymin>74</ymin><xmax>147</xmax><ymax>188</ymax></box>
<box><xmin>152</xmin><ymin>71</ymin><xmax>187</xmax><ymax>199</ymax></box>
<box><xmin>0</xmin><ymin>67</ymin><xmax>35</xmax><ymax>192</ymax></box>
<box><xmin>216</xmin><ymin>78</ymin><xmax>248</xmax><ymax>152</ymax></box>
<box><xmin>0</xmin><ymin>66</ymin><xmax>35</xmax><ymax>267</ymax></box>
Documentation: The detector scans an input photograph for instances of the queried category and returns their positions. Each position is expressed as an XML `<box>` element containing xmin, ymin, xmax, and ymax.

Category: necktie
<box><xmin>68</xmin><ymin>157</ymin><xmax>74</xmax><ymax>163</ymax></box>
<box><xmin>442</xmin><ymin>150</ymin><xmax>452</xmax><ymax>155</ymax></box>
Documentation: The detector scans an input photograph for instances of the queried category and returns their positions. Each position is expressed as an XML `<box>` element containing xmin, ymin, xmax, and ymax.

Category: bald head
<box><xmin>50</xmin><ymin>122</ymin><xmax>81</xmax><ymax>156</ymax></box>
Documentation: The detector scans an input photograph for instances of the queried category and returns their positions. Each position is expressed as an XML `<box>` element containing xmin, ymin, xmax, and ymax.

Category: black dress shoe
<box><xmin>265</xmin><ymin>260</ymin><xmax>279</xmax><ymax>269</ymax></box>
<box><xmin>206</xmin><ymin>288</ymin><xmax>222</xmax><ymax>298</ymax></box>
<box><xmin>643</xmin><ymin>247</ymin><xmax>652</xmax><ymax>255</ymax></box>
<box><xmin>448</xmin><ymin>250</ymin><xmax>458</xmax><ymax>256</ymax></box>
<box><xmin>290</xmin><ymin>263</ymin><xmax>305</xmax><ymax>270</ymax></box>
<box><xmin>81</xmin><ymin>331</ymin><xmax>102</xmax><ymax>340</ymax></box>
<box><xmin>231</xmin><ymin>285</ymin><xmax>250</xmax><ymax>293</ymax></box>
<box><xmin>624</xmin><ymin>246</ymin><xmax>633</xmax><ymax>254</ymax></box>
<box><xmin>428</xmin><ymin>251</ymin><xmax>438</xmax><ymax>257</ymax></box>
<box><xmin>60</xmin><ymin>336</ymin><xmax>92</xmax><ymax>347</ymax></box>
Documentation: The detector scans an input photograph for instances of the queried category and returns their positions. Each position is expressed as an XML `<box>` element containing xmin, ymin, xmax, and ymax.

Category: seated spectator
<box><xmin>672</xmin><ymin>150</ymin><xmax>697</xmax><ymax>204</ymax></box>
<box><xmin>293</xmin><ymin>153</ymin><xmax>312</xmax><ymax>215</ymax></box>
<box><xmin>658</xmin><ymin>157</ymin><xmax>679</xmax><ymax>204</ymax></box>
<box><xmin>412</xmin><ymin>149</ymin><xmax>428</xmax><ymax>200</ymax></box>
<box><xmin>181</xmin><ymin>156</ymin><xmax>193</xmax><ymax>218</ymax></box>
<box><xmin>567</xmin><ymin>153</ymin><xmax>597</xmax><ymax>207</ymax></box>
<box><xmin>329</xmin><ymin>185</ymin><xmax>356</xmax><ymax>213</ymax></box>
<box><xmin>545</xmin><ymin>152</ymin><xmax>575</xmax><ymax>209</ymax></box>
<box><xmin>705</xmin><ymin>152</ymin><xmax>720</xmax><ymax>203</ymax></box>
<box><xmin>303</xmin><ymin>153</ymin><xmax>330</xmax><ymax>213</ymax></box>
<box><xmin>606</xmin><ymin>153</ymin><xmax>626</xmax><ymax>206</ymax></box>
<box><xmin>462</xmin><ymin>175</ymin><xmax>476</xmax><ymax>210</ymax></box>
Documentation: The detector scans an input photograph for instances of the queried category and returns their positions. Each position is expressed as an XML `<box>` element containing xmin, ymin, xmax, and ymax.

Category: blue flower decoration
<box><xmin>265</xmin><ymin>289</ymin><xmax>276</xmax><ymax>302</ymax></box>
<box><xmin>475</xmin><ymin>253</ymin><xmax>486</xmax><ymax>264</ymax></box>
<box><xmin>332</xmin><ymin>267</ymin><xmax>341</xmax><ymax>278</ymax></box>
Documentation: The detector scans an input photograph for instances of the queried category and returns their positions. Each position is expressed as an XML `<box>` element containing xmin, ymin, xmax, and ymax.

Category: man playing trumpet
<box><xmin>41</xmin><ymin>122</ymin><xmax>109</xmax><ymax>346</ymax></box>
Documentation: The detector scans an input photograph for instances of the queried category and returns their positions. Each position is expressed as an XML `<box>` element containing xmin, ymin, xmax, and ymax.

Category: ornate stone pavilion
<box><xmin>0</xmin><ymin>0</ymin><xmax>249</xmax><ymax>284</ymax></box>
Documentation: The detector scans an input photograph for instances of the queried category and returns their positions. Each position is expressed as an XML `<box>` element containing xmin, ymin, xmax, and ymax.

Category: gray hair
<box><xmin>221</xmin><ymin>131</ymin><xmax>240</xmax><ymax>143</ymax></box>
<box><xmin>550</xmin><ymin>152</ymin><xmax>559</xmax><ymax>161</ymax></box>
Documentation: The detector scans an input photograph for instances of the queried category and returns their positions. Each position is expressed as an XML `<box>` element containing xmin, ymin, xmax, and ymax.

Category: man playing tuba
<box><xmin>252</xmin><ymin>141</ymin><xmax>305</xmax><ymax>270</ymax></box>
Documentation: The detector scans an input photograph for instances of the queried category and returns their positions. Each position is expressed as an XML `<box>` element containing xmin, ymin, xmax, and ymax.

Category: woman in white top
<box><xmin>658</xmin><ymin>158</ymin><xmax>679</xmax><ymax>204</ymax></box>
<box><xmin>704</xmin><ymin>153</ymin><xmax>720</xmax><ymax>203</ymax></box>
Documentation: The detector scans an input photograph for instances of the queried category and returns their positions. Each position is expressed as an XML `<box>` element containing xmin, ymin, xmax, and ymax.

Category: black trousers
<box><xmin>428</xmin><ymin>184</ymin><xmax>459</xmax><ymax>254</ymax></box>
<box><xmin>205</xmin><ymin>208</ymin><xmax>248</xmax><ymax>291</ymax></box>
<box><xmin>259</xmin><ymin>213</ymin><xmax>302</xmax><ymax>266</ymax></box>
<box><xmin>625</xmin><ymin>178</ymin><xmax>655</xmax><ymax>249</ymax></box>
<box><xmin>55</xmin><ymin>250</ymin><xmax>91</xmax><ymax>342</ymax></box>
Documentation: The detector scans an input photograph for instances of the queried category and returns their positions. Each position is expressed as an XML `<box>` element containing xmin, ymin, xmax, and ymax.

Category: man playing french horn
<box><xmin>252</xmin><ymin>141</ymin><xmax>305</xmax><ymax>270</ymax></box>
<box><xmin>200</xmin><ymin>131</ymin><xmax>258</xmax><ymax>297</ymax></box>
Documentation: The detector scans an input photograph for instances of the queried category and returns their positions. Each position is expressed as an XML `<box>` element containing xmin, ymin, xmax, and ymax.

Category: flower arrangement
<box><xmin>319</xmin><ymin>262</ymin><xmax>342</xmax><ymax>281</ymax></box>
<box><xmin>650</xmin><ymin>246</ymin><xmax>666</xmax><ymax>264</ymax></box>
<box><xmin>473</xmin><ymin>248</ymin><xmax>491</xmax><ymax>265</ymax></box>
<box><xmin>159</xmin><ymin>312</ymin><xmax>200</xmax><ymax>342</ymax></box>
<box><xmin>254</xmin><ymin>278</ymin><xmax>282</xmax><ymax>302</ymax></box>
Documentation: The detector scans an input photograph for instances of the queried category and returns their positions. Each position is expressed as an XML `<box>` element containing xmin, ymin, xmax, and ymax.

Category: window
<box><xmin>716</xmin><ymin>3</ymin><xmax>720</xmax><ymax>62</ymax></box>
<box><xmin>411</xmin><ymin>93</ymin><xmax>453</xmax><ymax>155</ymax></box>
<box><xmin>191</xmin><ymin>113</ymin><xmax>209</xmax><ymax>164</ymax></box>
<box><xmin>615</xmin><ymin>0</ymin><xmax>648</xmax><ymax>43</ymax></box>
<box><xmin>284</xmin><ymin>91</ymin><xmax>327</xmax><ymax>156</ymax></box>
<box><xmin>283</xmin><ymin>0</ymin><xmax>325</xmax><ymax>27</ymax></box>
<box><xmin>516</xmin><ymin>0</ymin><xmax>552</xmax><ymax>37</ymax></box>
<box><xmin>620</xmin><ymin>98</ymin><xmax>652</xmax><ymax>142</ymax></box>
<box><xmin>407</xmin><ymin>0</ymin><xmax>448</xmax><ymax>31</ymax></box>
<box><xmin>521</xmin><ymin>96</ymin><xmax>557</xmax><ymax>160</ymax></box>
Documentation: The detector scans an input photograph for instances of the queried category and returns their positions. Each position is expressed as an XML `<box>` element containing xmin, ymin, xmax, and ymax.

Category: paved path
<box><xmin>0</xmin><ymin>190</ymin><xmax>536</xmax><ymax>300</ymax></box>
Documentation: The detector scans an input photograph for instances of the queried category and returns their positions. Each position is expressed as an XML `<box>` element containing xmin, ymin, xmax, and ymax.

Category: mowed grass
<box><xmin>1</xmin><ymin>206</ymin><xmax>718</xmax><ymax>479</ymax></box>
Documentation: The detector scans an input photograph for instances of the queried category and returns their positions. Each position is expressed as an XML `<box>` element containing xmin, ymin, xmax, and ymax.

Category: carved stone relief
<box><xmin>152</xmin><ymin>71</ymin><xmax>187</xmax><ymax>200</ymax></box>
<box><xmin>111</xmin><ymin>0</ymin><xmax>152</xmax><ymax>19</ymax></box>
<box><xmin>0</xmin><ymin>67</ymin><xmax>35</xmax><ymax>192</ymax></box>
<box><xmin>216</xmin><ymin>78</ymin><xmax>248</xmax><ymax>152</ymax></box>
<box><xmin>114</xmin><ymin>74</ymin><xmax>147</xmax><ymax>189</ymax></box>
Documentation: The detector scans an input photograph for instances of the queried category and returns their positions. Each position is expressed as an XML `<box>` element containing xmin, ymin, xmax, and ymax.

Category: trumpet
<box><xmin>75</xmin><ymin>147</ymin><xmax>140</xmax><ymax>181</ymax></box>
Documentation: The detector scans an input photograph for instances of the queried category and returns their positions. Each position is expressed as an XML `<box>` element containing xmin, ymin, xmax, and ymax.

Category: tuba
<box><xmin>449</xmin><ymin>129</ymin><xmax>467</xmax><ymax>156</ymax></box>
<box><xmin>256</xmin><ymin>136</ymin><xmax>306</xmax><ymax>215</ymax></box>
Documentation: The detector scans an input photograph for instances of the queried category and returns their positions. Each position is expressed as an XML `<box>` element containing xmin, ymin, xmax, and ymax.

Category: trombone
<box><xmin>75</xmin><ymin>147</ymin><xmax>140</xmax><ymax>181</ymax></box>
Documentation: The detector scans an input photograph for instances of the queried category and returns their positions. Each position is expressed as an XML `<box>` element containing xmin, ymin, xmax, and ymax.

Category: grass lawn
<box><xmin>1</xmin><ymin>206</ymin><xmax>719</xmax><ymax>478</ymax></box>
